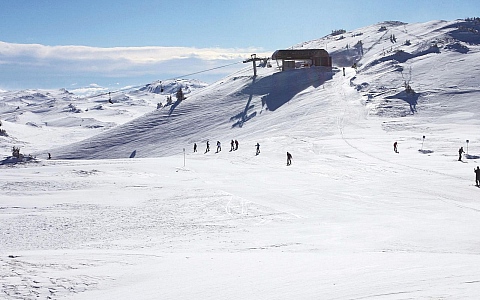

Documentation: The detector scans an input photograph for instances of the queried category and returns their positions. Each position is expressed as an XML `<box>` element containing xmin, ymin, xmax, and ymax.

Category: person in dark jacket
<box><xmin>193</xmin><ymin>143</ymin><xmax>197</xmax><ymax>152</ymax></box>
<box><xmin>205</xmin><ymin>141</ymin><xmax>210</xmax><ymax>153</ymax></box>
<box><xmin>256</xmin><ymin>143</ymin><xmax>260</xmax><ymax>155</ymax></box>
<box><xmin>459</xmin><ymin>147</ymin><xmax>465</xmax><ymax>161</ymax></box>
<box><xmin>235</xmin><ymin>140</ymin><xmax>239</xmax><ymax>150</ymax></box>
<box><xmin>230</xmin><ymin>140</ymin><xmax>235</xmax><ymax>151</ymax></box>
<box><xmin>287</xmin><ymin>152</ymin><xmax>292</xmax><ymax>166</ymax></box>
<box><xmin>475</xmin><ymin>166</ymin><xmax>480</xmax><ymax>187</ymax></box>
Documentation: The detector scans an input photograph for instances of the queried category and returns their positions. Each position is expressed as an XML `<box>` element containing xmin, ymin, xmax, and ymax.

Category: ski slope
<box><xmin>1</xmin><ymin>19</ymin><xmax>480</xmax><ymax>299</ymax></box>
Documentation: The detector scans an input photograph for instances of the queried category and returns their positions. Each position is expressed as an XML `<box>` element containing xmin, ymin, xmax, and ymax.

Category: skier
<box><xmin>193</xmin><ymin>143</ymin><xmax>197</xmax><ymax>153</ymax></box>
<box><xmin>458</xmin><ymin>147</ymin><xmax>465</xmax><ymax>161</ymax></box>
<box><xmin>230</xmin><ymin>140</ymin><xmax>235</xmax><ymax>151</ymax></box>
<box><xmin>48</xmin><ymin>152</ymin><xmax>51</xmax><ymax>159</ymax></box>
<box><xmin>287</xmin><ymin>152</ymin><xmax>292</xmax><ymax>166</ymax></box>
<box><xmin>393</xmin><ymin>141</ymin><xmax>398</xmax><ymax>153</ymax></box>
<box><xmin>255</xmin><ymin>143</ymin><xmax>260</xmax><ymax>155</ymax></box>
<box><xmin>216</xmin><ymin>141</ymin><xmax>221</xmax><ymax>153</ymax></box>
<box><xmin>205</xmin><ymin>141</ymin><xmax>210</xmax><ymax>153</ymax></box>
<box><xmin>343</xmin><ymin>67</ymin><xmax>345</xmax><ymax>76</ymax></box>
<box><xmin>475</xmin><ymin>166</ymin><xmax>480</xmax><ymax>187</ymax></box>
<box><xmin>235</xmin><ymin>140</ymin><xmax>239</xmax><ymax>150</ymax></box>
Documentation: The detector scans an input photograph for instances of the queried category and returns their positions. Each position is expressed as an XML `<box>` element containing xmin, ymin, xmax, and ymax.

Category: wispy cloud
<box><xmin>4</xmin><ymin>42</ymin><xmax>266</xmax><ymax>60</ymax></box>
<box><xmin>0</xmin><ymin>41</ymin><xmax>272</xmax><ymax>89</ymax></box>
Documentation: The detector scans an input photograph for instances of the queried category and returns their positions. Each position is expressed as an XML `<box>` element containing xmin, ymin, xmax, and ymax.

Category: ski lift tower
<box><xmin>243</xmin><ymin>54</ymin><xmax>263</xmax><ymax>77</ymax></box>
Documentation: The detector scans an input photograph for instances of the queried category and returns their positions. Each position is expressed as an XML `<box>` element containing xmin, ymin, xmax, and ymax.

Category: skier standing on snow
<box><xmin>205</xmin><ymin>141</ymin><xmax>210</xmax><ymax>153</ymax></box>
<box><xmin>475</xmin><ymin>166</ymin><xmax>480</xmax><ymax>187</ymax></box>
<box><xmin>393</xmin><ymin>141</ymin><xmax>398</xmax><ymax>153</ymax></box>
<box><xmin>235</xmin><ymin>140</ymin><xmax>239</xmax><ymax>151</ymax></box>
<box><xmin>256</xmin><ymin>143</ymin><xmax>260</xmax><ymax>155</ymax></box>
<box><xmin>287</xmin><ymin>152</ymin><xmax>292</xmax><ymax>166</ymax></box>
<box><xmin>230</xmin><ymin>140</ymin><xmax>235</xmax><ymax>151</ymax></box>
<box><xmin>193</xmin><ymin>143</ymin><xmax>197</xmax><ymax>153</ymax></box>
<box><xmin>216</xmin><ymin>141</ymin><xmax>221</xmax><ymax>153</ymax></box>
<box><xmin>458</xmin><ymin>147</ymin><xmax>465</xmax><ymax>161</ymax></box>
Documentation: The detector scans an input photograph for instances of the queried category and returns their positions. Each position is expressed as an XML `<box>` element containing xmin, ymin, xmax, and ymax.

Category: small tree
<box><xmin>12</xmin><ymin>146</ymin><xmax>21</xmax><ymax>159</ymax></box>
<box><xmin>176</xmin><ymin>88</ymin><xmax>184</xmax><ymax>101</ymax></box>
<box><xmin>0</xmin><ymin>120</ymin><xmax>6</xmax><ymax>136</ymax></box>
<box><xmin>354</xmin><ymin>40</ymin><xmax>364</xmax><ymax>55</ymax></box>
<box><xmin>331</xmin><ymin>29</ymin><xmax>346</xmax><ymax>36</ymax></box>
<box><xmin>404</xmin><ymin>81</ymin><xmax>414</xmax><ymax>94</ymax></box>
<box><xmin>378</xmin><ymin>26</ymin><xmax>387</xmax><ymax>32</ymax></box>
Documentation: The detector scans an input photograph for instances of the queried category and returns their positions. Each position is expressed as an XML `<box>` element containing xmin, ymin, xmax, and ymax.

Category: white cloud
<box><xmin>0</xmin><ymin>41</ymin><xmax>270</xmax><ymax>65</ymax></box>
<box><xmin>0</xmin><ymin>41</ymin><xmax>272</xmax><ymax>89</ymax></box>
<box><xmin>69</xmin><ymin>85</ymin><xmax>110</xmax><ymax>97</ymax></box>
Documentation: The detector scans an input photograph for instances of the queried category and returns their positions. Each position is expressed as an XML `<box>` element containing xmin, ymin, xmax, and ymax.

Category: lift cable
<box><xmin>81</xmin><ymin>60</ymin><xmax>245</xmax><ymax>100</ymax></box>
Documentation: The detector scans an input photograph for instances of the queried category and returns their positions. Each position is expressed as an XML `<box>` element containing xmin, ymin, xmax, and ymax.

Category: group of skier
<box><xmin>192</xmin><ymin>140</ymin><xmax>293</xmax><ymax>166</ymax></box>
<box><xmin>230</xmin><ymin>140</ymin><xmax>239</xmax><ymax>151</ymax></box>
<box><xmin>454</xmin><ymin>147</ymin><xmax>479</xmax><ymax>186</ymax></box>
<box><xmin>196</xmin><ymin>139</ymin><xmax>479</xmax><ymax>177</ymax></box>
<box><xmin>393</xmin><ymin>142</ymin><xmax>480</xmax><ymax>187</ymax></box>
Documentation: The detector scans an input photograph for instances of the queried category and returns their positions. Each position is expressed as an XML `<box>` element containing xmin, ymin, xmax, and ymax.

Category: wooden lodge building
<box><xmin>272</xmin><ymin>49</ymin><xmax>332</xmax><ymax>71</ymax></box>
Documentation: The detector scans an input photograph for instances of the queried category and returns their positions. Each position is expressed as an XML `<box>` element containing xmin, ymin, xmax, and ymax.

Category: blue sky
<box><xmin>0</xmin><ymin>0</ymin><xmax>477</xmax><ymax>90</ymax></box>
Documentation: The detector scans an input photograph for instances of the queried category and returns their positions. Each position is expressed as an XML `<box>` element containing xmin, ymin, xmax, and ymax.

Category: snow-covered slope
<box><xmin>46</xmin><ymin>66</ymin><xmax>339</xmax><ymax>159</ymax></box>
<box><xmin>1</xmin><ymin>19</ymin><xmax>480</xmax><ymax>300</ymax></box>
<box><xmin>0</xmin><ymin>79</ymin><xmax>208</xmax><ymax>157</ymax></box>
<box><xmin>35</xmin><ymin>19</ymin><xmax>480</xmax><ymax>160</ymax></box>
<box><xmin>301</xmin><ymin>20</ymin><xmax>480</xmax><ymax>119</ymax></box>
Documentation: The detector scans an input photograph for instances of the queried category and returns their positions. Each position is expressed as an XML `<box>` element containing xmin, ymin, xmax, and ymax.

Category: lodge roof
<box><xmin>272</xmin><ymin>49</ymin><xmax>330</xmax><ymax>60</ymax></box>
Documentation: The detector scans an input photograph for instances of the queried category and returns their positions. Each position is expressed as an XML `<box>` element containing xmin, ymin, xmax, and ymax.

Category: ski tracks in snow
<box><xmin>334</xmin><ymin>69</ymin><xmax>480</xmax><ymax>215</ymax></box>
<box><xmin>0</xmin><ymin>256</ymin><xmax>105</xmax><ymax>300</ymax></box>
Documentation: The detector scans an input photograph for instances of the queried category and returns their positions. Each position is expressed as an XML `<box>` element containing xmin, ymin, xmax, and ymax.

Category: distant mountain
<box><xmin>0</xmin><ymin>79</ymin><xmax>208</xmax><ymax>156</ymax></box>
<box><xmin>136</xmin><ymin>79</ymin><xmax>209</xmax><ymax>95</ymax></box>
<box><xmin>1</xmin><ymin>19</ymin><xmax>479</xmax><ymax>159</ymax></box>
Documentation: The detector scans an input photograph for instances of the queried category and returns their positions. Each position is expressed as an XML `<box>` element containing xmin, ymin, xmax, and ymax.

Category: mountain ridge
<box><xmin>1</xmin><ymin>18</ymin><xmax>479</xmax><ymax>159</ymax></box>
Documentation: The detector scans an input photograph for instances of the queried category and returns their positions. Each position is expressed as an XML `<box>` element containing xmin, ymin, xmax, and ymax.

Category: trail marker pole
<box><xmin>422</xmin><ymin>135</ymin><xmax>425</xmax><ymax>150</ymax></box>
<box><xmin>183</xmin><ymin>148</ymin><xmax>186</xmax><ymax>167</ymax></box>
<box><xmin>466</xmin><ymin>140</ymin><xmax>469</xmax><ymax>154</ymax></box>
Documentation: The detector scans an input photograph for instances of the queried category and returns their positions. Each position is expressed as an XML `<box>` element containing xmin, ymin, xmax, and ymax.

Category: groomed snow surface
<box><xmin>1</xmin><ymin>19</ymin><xmax>480</xmax><ymax>299</ymax></box>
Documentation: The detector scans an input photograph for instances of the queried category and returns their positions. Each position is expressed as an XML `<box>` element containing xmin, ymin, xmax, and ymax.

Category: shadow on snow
<box><xmin>385</xmin><ymin>90</ymin><xmax>420</xmax><ymax>114</ymax></box>
<box><xmin>231</xmin><ymin>68</ymin><xmax>333</xmax><ymax>128</ymax></box>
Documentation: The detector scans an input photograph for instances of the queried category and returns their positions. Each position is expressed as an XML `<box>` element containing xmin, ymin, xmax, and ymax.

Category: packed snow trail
<box><xmin>2</xmin><ymin>19</ymin><xmax>480</xmax><ymax>300</ymax></box>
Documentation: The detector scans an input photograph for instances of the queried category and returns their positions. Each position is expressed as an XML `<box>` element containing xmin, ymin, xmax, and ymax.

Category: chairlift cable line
<box><xmin>81</xmin><ymin>60</ymin><xmax>244</xmax><ymax>100</ymax></box>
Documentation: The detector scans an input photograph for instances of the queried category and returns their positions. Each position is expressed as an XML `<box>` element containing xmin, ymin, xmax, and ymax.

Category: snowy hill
<box><xmin>301</xmin><ymin>20</ymin><xmax>480</xmax><ymax>120</ymax></box>
<box><xmin>0</xmin><ymin>79</ymin><xmax>208</xmax><ymax>157</ymax></box>
<box><xmin>2</xmin><ymin>19</ymin><xmax>479</xmax><ymax>160</ymax></box>
<box><xmin>1</xmin><ymin>19</ymin><xmax>480</xmax><ymax>300</ymax></box>
<box><xmin>34</xmin><ymin>19</ymin><xmax>480</xmax><ymax>160</ymax></box>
